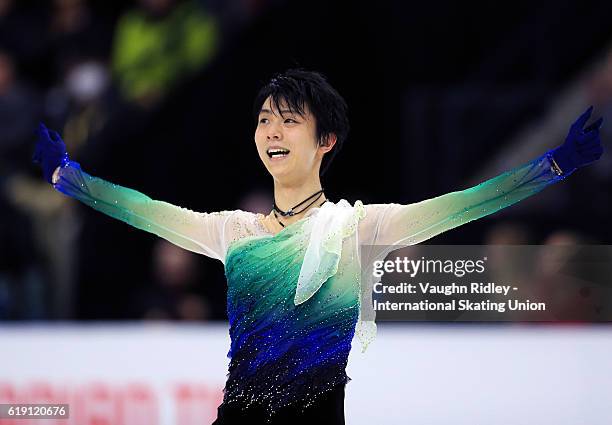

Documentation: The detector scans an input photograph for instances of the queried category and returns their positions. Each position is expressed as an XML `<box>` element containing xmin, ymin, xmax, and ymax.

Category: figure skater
<box><xmin>33</xmin><ymin>69</ymin><xmax>604</xmax><ymax>424</ymax></box>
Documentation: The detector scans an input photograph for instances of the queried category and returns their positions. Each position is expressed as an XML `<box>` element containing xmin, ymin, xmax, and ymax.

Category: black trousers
<box><xmin>211</xmin><ymin>384</ymin><xmax>346</xmax><ymax>425</ymax></box>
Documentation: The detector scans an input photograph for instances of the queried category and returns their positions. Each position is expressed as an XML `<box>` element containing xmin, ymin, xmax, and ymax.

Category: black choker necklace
<box><xmin>273</xmin><ymin>189</ymin><xmax>324</xmax><ymax>217</ymax></box>
<box><xmin>272</xmin><ymin>190</ymin><xmax>327</xmax><ymax>228</ymax></box>
<box><xmin>273</xmin><ymin>199</ymin><xmax>327</xmax><ymax>227</ymax></box>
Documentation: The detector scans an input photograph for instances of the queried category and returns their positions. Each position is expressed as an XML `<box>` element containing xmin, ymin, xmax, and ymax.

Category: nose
<box><xmin>266</xmin><ymin>122</ymin><xmax>282</xmax><ymax>140</ymax></box>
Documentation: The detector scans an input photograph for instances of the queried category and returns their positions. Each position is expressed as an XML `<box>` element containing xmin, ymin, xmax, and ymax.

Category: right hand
<box><xmin>32</xmin><ymin>123</ymin><xmax>70</xmax><ymax>184</ymax></box>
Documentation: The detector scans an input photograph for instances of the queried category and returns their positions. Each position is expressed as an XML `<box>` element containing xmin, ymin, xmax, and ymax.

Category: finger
<box><xmin>572</xmin><ymin>106</ymin><xmax>594</xmax><ymax>131</ymax></box>
<box><xmin>584</xmin><ymin>117</ymin><xmax>604</xmax><ymax>133</ymax></box>
<box><xmin>37</xmin><ymin>122</ymin><xmax>49</xmax><ymax>137</ymax></box>
<box><xmin>49</xmin><ymin>130</ymin><xmax>61</xmax><ymax>143</ymax></box>
<box><xmin>578</xmin><ymin>130</ymin><xmax>599</xmax><ymax>145</ymax></box>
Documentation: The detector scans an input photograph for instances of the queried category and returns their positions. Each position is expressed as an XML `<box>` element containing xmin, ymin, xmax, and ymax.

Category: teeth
<box><xmin>267</xmin><ymin>148</ymin><xmax>290</xmax><ymax>158</ymax></box>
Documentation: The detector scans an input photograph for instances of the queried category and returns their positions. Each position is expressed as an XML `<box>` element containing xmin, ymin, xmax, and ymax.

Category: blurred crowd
<box><xmin>0</xmin><ymin>0</ymin><xmax>611</xmax><ymax>322</ymax></box>
<box><xmin>0</xmin><ymin>0</ymin><xmax>276</xmax><ymax>321</ymax></box>
<box><xmin>379</xmin><ymin>226</ymin><xmax>612</xmax><ymax>322</ymax></box>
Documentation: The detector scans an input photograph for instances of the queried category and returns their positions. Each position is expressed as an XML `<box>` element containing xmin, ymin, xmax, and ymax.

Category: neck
<box><xmin>272</xmin><ymin>175</ymin><xmax>326</xmax><ymax>220</ymax></box>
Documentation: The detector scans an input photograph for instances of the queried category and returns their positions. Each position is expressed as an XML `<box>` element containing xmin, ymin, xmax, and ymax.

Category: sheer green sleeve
<box><xmin>53</xmin><ymin>161</ymin><xmax>232</xmax><ymax>261</ymax></box>
<box><xmin>361</xmin><ymin>153</ymin><xmax>565</xmax><ymax>248</ymax></box>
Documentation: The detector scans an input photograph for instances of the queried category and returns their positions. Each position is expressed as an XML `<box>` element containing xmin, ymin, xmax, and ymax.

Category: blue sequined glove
<box><xmin>550</xmin><ymin>106</ymin><xmax>604</xmax><ymax>175</ymax></box>
<box><xmin>32</xmin><ymin>123</ymin><xmax>70</xmax><ymax>184</ymax></box>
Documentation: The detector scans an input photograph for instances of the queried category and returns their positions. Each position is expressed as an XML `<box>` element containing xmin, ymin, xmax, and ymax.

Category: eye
<box><xmin>284</xmin><ymin>118</ymin><xmax>298</xmax><ymax>124</ymax></box>
<box><xmin>258</xmin><ymin>117</ymin><xmax>269</xmax><ymax>124</ymax></box>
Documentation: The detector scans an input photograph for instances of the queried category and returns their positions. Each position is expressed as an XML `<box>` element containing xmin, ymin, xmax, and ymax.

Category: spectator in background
<box><xmin>0</xmin><ymin>0</ymin><xmax>115</xmax><ymax>320</ymax></box>
<box><xmin>138</xmin><ymin>239</ymin><xmax>211</xmax><ymax>321</ymax></box>
<box><xmin>45</xmin><ymin>0</ymin><xmax>115</xmax><ymax>142</ymax></box>
<box><xmin>481</xmin><ymin>222</ymin><xmax>535</xmax><ymax>320</ymax></box>
<box><xmin>0</xmin><ymin>49</ymin><xmax>49</xmax><ymax>320</ymax></box>
<box><xmin>0</xmin><ymin>50</ymin><xmax>39</xmax><ymax>176</ymax></box>
<box><xmin>47</xmin><ymin>0</ymin><xmax>113</xmax><ymax>83</ymax></box>
<box><xmin>0</xmin><ymin>191</ymin><xmax>46</xmax><ymax>320</ymax></box>
<box><xmin>586</xmin><ymin>46</ymin><xmax>612</xmax><ymax>181</ymax></box>
<box><xmin>44</xmin><ymin>54</ymin><xmax>113</xmax><ymax>161</ymax></box>
<box><xmin>112</xmin><ymin>0</ymin><xmax>219</xmax><ymax>108</ymax></box>
<box><xmin>0</xmin><ymin>0</ymin><xmax>49</xmax><ymax>88</ymax></box>
<box><xmin>532</xmin><ymin>230</ymin><xmax>604</xmax><ymax>321</ymax></box>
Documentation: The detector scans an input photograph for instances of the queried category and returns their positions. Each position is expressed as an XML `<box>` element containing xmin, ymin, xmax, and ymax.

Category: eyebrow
<box><xmin>259</xmin><ymin>108</ymin><xmax>298</xmax><ymax>115</ymax></box>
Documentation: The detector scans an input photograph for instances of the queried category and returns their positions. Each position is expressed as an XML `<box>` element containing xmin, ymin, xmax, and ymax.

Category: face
<box><xmin>254</xmin><ymin>96</ymin><xmax>334</xmax><ymax>183</ymax></box>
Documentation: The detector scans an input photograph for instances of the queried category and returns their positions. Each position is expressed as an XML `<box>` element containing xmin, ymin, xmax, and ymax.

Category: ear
<box><xmin>319</xmin><ymin>134</ymin><xmax>337</xmax><ymax>154</ymax></box>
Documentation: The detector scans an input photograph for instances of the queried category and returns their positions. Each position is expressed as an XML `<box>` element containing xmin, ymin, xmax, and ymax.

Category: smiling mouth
<box><xmin>267</xmin><ymin>148</ymin><xmax>291</xmax><ymax>159</ymax></box>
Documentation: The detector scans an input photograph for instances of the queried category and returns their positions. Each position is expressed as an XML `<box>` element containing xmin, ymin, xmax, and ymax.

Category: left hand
<box><xmin>551</xmin><ymin>106</ymin><xmax>604</xmax><ymax>175</ymax></box>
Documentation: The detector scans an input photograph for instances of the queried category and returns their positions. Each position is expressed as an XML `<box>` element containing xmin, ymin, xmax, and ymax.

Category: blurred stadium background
<box><xmin>1</xmin><ymin>0</ymin><xmax>611</xmax><ymax>423</ymax></box>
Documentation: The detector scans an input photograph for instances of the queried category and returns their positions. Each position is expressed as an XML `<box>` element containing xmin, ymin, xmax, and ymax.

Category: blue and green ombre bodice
<box><xmin>222</xmin><ymin>213</ymin><xmax>363</xmax><ymax>414</ymax></box>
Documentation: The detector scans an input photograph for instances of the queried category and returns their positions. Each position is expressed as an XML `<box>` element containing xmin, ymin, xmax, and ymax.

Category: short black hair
<box><xmin>253</xmin><ymin>69</ymin><xmax>349</xmax><ymax>176</ymax></box>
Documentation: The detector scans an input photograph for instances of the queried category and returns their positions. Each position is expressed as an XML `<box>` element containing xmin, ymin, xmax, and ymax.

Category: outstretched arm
<box><xmin>360</xmin><ymin>107</ymin><xmax>604</xmax><ymax>249</ymax></box>
<box><xmin>364</xmin><ymin>152</ymin><xmax>562</xmax><ymax>247</ymax></box>
<box><xmin>33</xmin><ymin>124</ymin><xmax>231</xmax><ymax>261</ymax></box>
<box><xmin>52</xmin><ymin>161</ymin><xmax>231</xmax><ymax>260</ymax></box>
